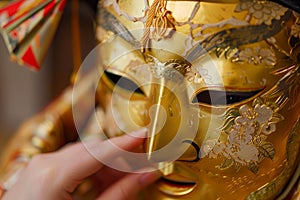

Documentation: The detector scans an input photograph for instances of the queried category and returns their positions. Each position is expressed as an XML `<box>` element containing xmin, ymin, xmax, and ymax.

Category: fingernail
<box><xmin>139</xmin><ymin>170</ymin><xmax>161</xmax><ymax>186</ymax></box>
<box><xmin>129</xmin><ymin>128</ymin><xmax>148</xmax><ymax>138</ymax></box>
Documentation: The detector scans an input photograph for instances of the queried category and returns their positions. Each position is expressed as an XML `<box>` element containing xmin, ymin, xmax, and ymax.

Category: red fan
<box><xmin>0</xmin><ymin>0</ymin><xmax>66</xmax><ymax>70</ymax></box>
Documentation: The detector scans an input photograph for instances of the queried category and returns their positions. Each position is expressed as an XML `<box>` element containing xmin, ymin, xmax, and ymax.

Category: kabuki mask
<box><xmin>87</xmin><ymin>0</ymin><xmax>300</xmax><ymax>199</ymax></box>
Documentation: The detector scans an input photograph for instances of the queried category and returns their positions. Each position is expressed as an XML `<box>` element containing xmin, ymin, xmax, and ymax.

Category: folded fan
<box><xmin>0</xmin><ymin>0</ymin><xmax>66</xmax><ymax>70</ymax></box>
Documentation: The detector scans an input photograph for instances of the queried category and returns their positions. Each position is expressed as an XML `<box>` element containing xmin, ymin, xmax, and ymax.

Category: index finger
<box><xmin>56</xmin><ymin>128</ymin><xmax>147</xmax><ymax>187</ymax></box>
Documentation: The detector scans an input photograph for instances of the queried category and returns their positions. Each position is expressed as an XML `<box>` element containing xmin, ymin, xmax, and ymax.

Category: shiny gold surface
<box><xmin>0</xmin><ymin>1</ymin><xmax>299</xmax><ymax>199</ymax></box>
<box><xmin>96</xmin><ymin>0</ymin><xmax>300</xmax><ymax>199</ymax></box>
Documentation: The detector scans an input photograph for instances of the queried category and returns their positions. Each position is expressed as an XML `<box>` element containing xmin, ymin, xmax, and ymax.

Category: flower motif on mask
<box><xmin>202</xmin><ymin>98</ymin><xmax>284</xmax><ymax>173</ymax></box>
<box><xmin>232</xmin><ymin>47</ymin><xmax>276</xmax><ymax>66</ymax></box>
<box><xmin>235</xmin><ymin>0</ymin><xmax>288</xmax><ymax>25</ymax></box>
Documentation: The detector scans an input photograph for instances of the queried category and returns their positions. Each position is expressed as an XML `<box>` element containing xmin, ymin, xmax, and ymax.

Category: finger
<box><xmin>92</xmin><ymin>166</ymin><xmax>129</xmax><ymax>194</ymax></box>
<box><xmin>97</xmin><ymin>170</ymin><xmax>161</xmax><ymax>200</ymax></box>
<box><xmin>56</xmin><ymin>128</ymin><xmax>147</xmax><ymax>189</ymax></box>
<box><xmin>84</xmin><ymin>129</ymin><xmax>147</xmax><ymax>164</ymax></box>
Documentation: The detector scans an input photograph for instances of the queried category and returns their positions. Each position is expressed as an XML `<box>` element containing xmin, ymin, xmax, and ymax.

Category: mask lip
<box><xmin>156</xmin><ymin>174</ymin><xmax>198</xmax><ymax>196</ymax></box>
<box><xmin>154</xmin><ymin>161</ymin><xmax>198</xmax><ymax>196</ymax></box>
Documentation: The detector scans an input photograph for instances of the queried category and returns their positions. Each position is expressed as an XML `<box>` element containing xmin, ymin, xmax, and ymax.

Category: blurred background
<box><xmin>0</xmin><ymin>0</ymin><xmax>97</xmax><ymax>152</ymax></box>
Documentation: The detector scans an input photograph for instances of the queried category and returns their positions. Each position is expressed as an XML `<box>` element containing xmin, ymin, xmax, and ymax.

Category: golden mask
<box><xmin>94</xmin><ymin>0</ymin><xmax>300</xmax><ymax>199</ymax></box>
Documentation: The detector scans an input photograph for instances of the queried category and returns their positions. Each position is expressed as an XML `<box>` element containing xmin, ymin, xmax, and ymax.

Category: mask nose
<box><xmin>146</xmin><ymin>83</ymin><xmax>181</xmax><ymax>162</ymax></box>
<box><xmin>145</xmin><ymin>79</ymin><xmax>200</xmax><ymax>164</ymax></box>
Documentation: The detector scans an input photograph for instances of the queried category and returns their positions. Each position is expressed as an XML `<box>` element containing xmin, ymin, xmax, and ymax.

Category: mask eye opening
<box><xmin>103</xmin><ymin>70</ymin><xmax>145</xmax><ymax>95</ymax></box>
<box><xmin>191</xmin><ymin>89</ymin><xmax>264</xmax><ymax>106</ymax></box>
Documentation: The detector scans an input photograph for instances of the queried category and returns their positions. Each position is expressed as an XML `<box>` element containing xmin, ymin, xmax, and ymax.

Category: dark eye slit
<box><xmin>104</xmin><ymin>70</ymin><xmax>144</xmax><ymax>95</ymax></box>
<box><xmin>192</xmin><ymin>89</ymin><xmax>263</xmax><ymax>105</ymax></box>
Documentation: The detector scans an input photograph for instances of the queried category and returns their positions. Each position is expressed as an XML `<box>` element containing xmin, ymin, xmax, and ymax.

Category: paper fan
<box><xmin>0</xmin><ymin>0</ymin><xmax>66</xmax><ymax>70</ymax></box>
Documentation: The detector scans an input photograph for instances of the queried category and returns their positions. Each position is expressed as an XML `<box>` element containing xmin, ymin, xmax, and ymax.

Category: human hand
<box><xmin>2</xmin><ymin>129</ymin><xmax>160</xmax><ymax>200</ymax></box>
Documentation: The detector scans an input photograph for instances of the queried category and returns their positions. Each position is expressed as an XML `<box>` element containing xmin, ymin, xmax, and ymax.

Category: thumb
<box><xmin>96</xmin><ymin>170</ymin><xmax>160</xmax><ymax>200</ymax></box>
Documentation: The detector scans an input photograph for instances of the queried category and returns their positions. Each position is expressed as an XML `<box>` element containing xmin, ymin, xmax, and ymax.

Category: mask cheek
<box><xmin>108</xmin><ymin>95</ymin><xmax>149</xmax><ymax>134</ymax></box>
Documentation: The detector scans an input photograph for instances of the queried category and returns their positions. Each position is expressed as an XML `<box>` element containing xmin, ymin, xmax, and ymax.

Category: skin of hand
<box><xmin>2</xmin><ymin>129</ymin><xmax>160</xmax><ymax>200</ymax></box>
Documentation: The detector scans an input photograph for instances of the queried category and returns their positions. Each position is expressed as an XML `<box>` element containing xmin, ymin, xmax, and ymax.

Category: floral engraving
<box><xmin>232</xmin><ymin>47</ymin><xmax>276</xmax><ymax>66</ymax></box>
<box><xmin>201</xmin><ymin>99</ymin><xmax>284</xmax><ymax>173</ymax></box>
<box><xmin>203</xmin><ymin>53</ymin><xmax>299</xmax><ymax>173</ymax></box>
<box><xmin>235</xmin><ymin>0</ymin><xmax>288</xmax><ymax>25</ymax></box>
